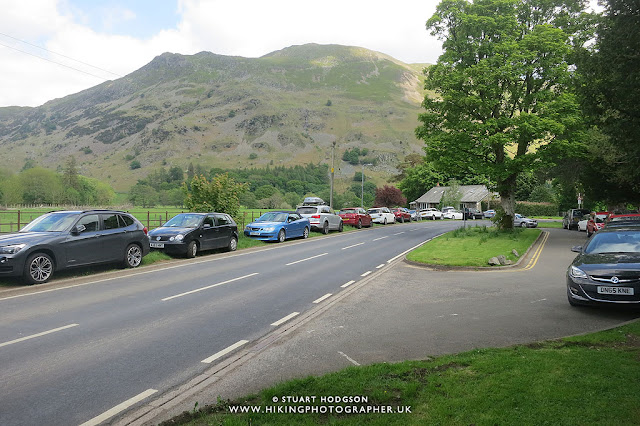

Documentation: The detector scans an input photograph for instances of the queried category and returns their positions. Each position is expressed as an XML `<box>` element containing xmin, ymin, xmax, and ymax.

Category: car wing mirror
<box><xmin>72</xmin><ymin>224</ymin><xmax>86</xmax><ymax>235</ymax></box>
<box><xmin>571</xmin><ymin>246</ymin><xmax>583</xmax><ymax>253</ymax></box>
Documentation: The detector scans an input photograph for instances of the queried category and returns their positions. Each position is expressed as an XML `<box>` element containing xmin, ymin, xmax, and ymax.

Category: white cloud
<box><xmin>0</xmin><ymin>0</ymin><xmax>441</xmax><ymax>107</ymax></box>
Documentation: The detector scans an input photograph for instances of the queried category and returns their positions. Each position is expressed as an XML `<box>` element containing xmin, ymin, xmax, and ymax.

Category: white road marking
<box><xmin>531</xmin><ymin>298</ymin><xmax>547</xmax><ymax>303</ymax></box>
<box><xmin>313</xmin><ymin>293</ymin><xmax>333</xmax><ymax>304</ymax></box>
<box><xmin>285</xmin><ymin>253</ymin><xmax>328</xmax><ymax>266</ymax></box>
<box><xmin>394</xmin><ymin>232</ymin><xmax>405</xmax><ymax>235</ymax></box>
<box><xmin>79</xmin><ymin>388</ymin><xmax>157</xmax><ymax>426</ymax></box>
<box><xmin>161</xmin><ymin>273</ymin><xmax>258</xmax><ymax>301</ymax></box>
<box><xmin>341</xmin><ymin>242</ymin><xmax>364</xmax><ymax>250</ymax></box>
<box><xmin>201</xmin><ymin>340</ymin><xmax>249</xmax><ymax>364</ymax></box>
<box><xmin>0</xmin><ymin>324</ymin><xmax>78</xmax><ymax>349</ymax></box>
<box><xmin>271</xmin><ymin>312</ymin><xmax>300</xmax><ymax>326</ymax></box>
<box><xmin>372</xmin><ymin>236</ymin><xmax>388</xmax><ymax>241</ymax></box>
<box><xmin>338</xmin><ymin>351</ymin><xmax>361</xmax><ymax>366</ymax></box>
<box><xmin>361</xmin><ymin>271</ymin><xmax>372</xmax><ymax>277</ymax></box>
<box><xmin>387</xmin><ymin>238</ymin><xmax>434</xmax><ymax>263</ymax></box>
<box><xmin>376</xmin><ymin>264</ymin><xmax>385</xmax><ymax>269</ymax></box>
<box><xmin>341</xmin><ymin>280</ymin><xmax>355</xmax><ymax>288</ymax></box>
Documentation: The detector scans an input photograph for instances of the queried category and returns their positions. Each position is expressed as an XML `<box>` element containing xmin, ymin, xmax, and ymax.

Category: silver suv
<box><xmin>296</xmin><ymin>204</ymin><xmax>343</xmax><ymax>234</ymax></box>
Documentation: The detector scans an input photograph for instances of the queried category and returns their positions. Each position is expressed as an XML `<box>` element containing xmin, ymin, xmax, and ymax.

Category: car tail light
<box><xmin>143</xmin><ymin>227</ymin><xmax>148</xmax><ymax>235</ymax></box>
<box><xmin>311</xmin><ymin>215</ymin><xmax>321</xmax><ymax>218</ymax></box>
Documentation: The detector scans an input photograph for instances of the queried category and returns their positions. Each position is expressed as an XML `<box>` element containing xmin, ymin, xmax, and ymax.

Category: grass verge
<box><xmin>537</xmin><ymin>221</ymin><xmax>563</xmax><ymax>228</ymax></box>
<box><xmin>166</xmin><ymin>320</ymin><xmax>640</xmax><ymax>426</ymax></box>
<box><xmin>406</xmin><ymin>225</ymin><xmax>541</xmax><ymax>267</ymax></box>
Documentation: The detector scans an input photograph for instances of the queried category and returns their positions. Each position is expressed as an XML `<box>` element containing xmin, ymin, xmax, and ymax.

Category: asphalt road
<box><xmin>133</xmin><ymin>226</ymin><xmax>640</xmax><ymax>425</ymax></box>
<box><xmin>0</xmin><ymin>219</ymin><xmax>463</xmax><ymax>426</ymax></box>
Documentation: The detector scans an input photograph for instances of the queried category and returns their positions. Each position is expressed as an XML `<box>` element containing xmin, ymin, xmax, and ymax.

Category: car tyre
<box><xmin>227</xmin><ymin>236</ymin><xmax>238</xmax><ymax>252</ymax></box>
<box><xmin>278</xmin><ymin>229</ymin><xmax>286</xmax><ymax>243</ymax></box>
<box><xmin>400</xmin><ymin>217</ymin><xmax>404</xmax><ymax>223</ymax></box>
<box><xmin>383</xmin><ymin>218</ymin><xmax>387</xmax><ymax>225</ymax></box>
<box><xmin>322</xmin><ymin>222</ymin><xmax>329</xmax><ymax>234</ymax></box>
<box><xmin>124</xmin><ymin>244</ymin><xmax>143</xmax><ymax>268</ymax></box>
<box><xmin>24</xmin><ymin>252</ymin><xmax>54</xmax><ymax>285</ymax></box>
<box><xmin>357</xmin><ymin>219</ymin><xmax>362</xmax><ymax>229</ymax></box>
<box><xmin>521</xmin><ymin>222</ymin><xmax>527</xmax><ymax>228</ymax></box>
<box><xmin>186</xmin><ymin>241</ymin><xmax>198</xmax><ymax>258</ymax></box>
<box><xmin>338</xmin><ymin>222</ymin><xmax>343</xmax><ymax>232</ymax></box>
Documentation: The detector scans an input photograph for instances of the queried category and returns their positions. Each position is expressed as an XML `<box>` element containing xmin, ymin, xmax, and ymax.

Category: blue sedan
<box><xmin>244</xmin><ymin>211</ymin><xmax>310</xmax><ymax>242</ymax></box>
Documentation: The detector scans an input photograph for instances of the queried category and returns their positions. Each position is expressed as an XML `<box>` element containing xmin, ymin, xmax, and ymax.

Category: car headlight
<box><xmin>262</xmin><ymin>227</ymin><xmax>275</xmax><ymax>232</ymax></box>
<box><xmin>245</xmin><ymin>226</ymin><xmax>251</xmax><ymax>231</ymax></box>
<box><xmin>569</xmin><ymin>265</ymin><xmax>588</xmax><ymax>279</ymax></box>
<box><xmin>169</xmin><ymin>234</ymin><xmax>184</xmax><ymax>242</ymax></box>
<box><xmin>0</xmin><ymin>243</ymin><xmax>27</xmax><ymax>254</ymax></box>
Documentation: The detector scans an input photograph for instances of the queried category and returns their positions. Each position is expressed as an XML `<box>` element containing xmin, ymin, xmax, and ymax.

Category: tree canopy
<box><xmin>417</xmin><ymin>0</ymin><xmax>591</xmax><ymax>227</ymax></box>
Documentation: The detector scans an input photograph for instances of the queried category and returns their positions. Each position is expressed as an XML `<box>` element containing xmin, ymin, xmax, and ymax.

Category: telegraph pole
<box><xmin>329</xmin><ymin>141</ymin><xmax>336</xmax><ymax>209</ymax></box>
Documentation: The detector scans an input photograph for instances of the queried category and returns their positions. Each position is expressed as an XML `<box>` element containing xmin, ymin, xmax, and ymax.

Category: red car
<box><xmin>391</xmin><ymin>207</ymin><xmax>412</xmax><ymax>223</ymax></box>
<box><xmin>338</xmin><ymin>207</ymin><xmax>372</xmax><ymax>229</ymax></box>
<box><xmin>586</xmin><ymin>211</ymin><xmax>609</xmax><ymax>237</ymax></box>
<box><xmin>605</xmin><ymin>213</ymin><xmax>640</xmax><ymax>227</ymax></box>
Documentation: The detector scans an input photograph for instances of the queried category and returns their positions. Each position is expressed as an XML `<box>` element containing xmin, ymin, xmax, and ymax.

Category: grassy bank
<box><xmin>406</xmin><ymin>226</ymin><xmax>541</xmax><ymax>267</ymax></box>
<box><xmin>169</xmin><ymin>320</ymin><xmax>640</xmax><ymax>425</ymax></box>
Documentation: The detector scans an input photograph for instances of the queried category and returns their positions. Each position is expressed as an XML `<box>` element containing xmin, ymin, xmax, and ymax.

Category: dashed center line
<box><xmin>201</xmin><ymin>340</ymin><xmax>249</xmax><ymax>364</ymax></box>
<box><xmin>162</xmin><ymin>273</ymin><xmax>259</xmax><ymax>301</ymax></box>
<box><xmin>341</xmin><ymin>280</ymin><xmax>356</xmax><ymax>288</ymax></box>
<box><xmin>341</xmin><ymin>242</ymin><xmax>364</xmax><ymax>250</ymax></box>
<box><xmin>393</xmin><ymin>232</ymin><xmax>405</xmax><ymax>235</ymax></box>
<box><xmin>285</xmin><ymin>253</ymin><xmax>328</xmax><ymax>266</ymax></box>
<box><xmin>372</xmin><ymin>236</ymin><xmax>389</xmax><ymax>241</ymax></box>
<box><xmin>271</xmin><ymin>312</ymin><xmax>300</xmax><ymax>326</ymax></box>
<box><xmin>0</xmin><ymin>324</ymin><xmax>79</xmax><ymax>349</ymax></box>
<box><xmin>313</xmin><ymin>293</ymin><xmax>333</xmax><ymax>304</ymax></box>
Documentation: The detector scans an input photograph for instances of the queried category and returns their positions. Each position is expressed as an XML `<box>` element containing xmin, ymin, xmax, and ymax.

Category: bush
<box><xmin>515</xmin><ymin>201</ymin><xmax>559</xmax><ymax>217</ymax></box>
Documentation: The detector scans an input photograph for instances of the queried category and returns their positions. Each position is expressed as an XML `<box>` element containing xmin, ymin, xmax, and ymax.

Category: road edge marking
<box><xmin>201</xmin><ymin>340</ymin><xmax>249</xmax><ymax>364</ymax></box>
<box><xmin>80</xmin><ymin>388</ymin><xmax>157</xmax><ymax>426</ymax></box>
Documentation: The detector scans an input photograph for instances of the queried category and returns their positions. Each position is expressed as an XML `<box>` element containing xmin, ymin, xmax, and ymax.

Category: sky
<box><xmin>0</xmin><ymin>0</ymin><xmax>445</xmax><ymax>108</ymax></box>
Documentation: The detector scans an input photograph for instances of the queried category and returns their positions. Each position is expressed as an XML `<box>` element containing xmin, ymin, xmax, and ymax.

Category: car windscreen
<box><xmin>20</xmin><ymin>212</ymin><xmax>79</xmax><ymax>232</ymax></box>
<box><xmin>256</xmin><ymin>212</ymin><xmax>288</xmax><ymax>222</ymax></box>
<box><xmin>340</xmin><ymin>209</ymin><xmax>357</xmax><ymax>214</ymax></box>
<box><xmin>584</xmin><ymin>231</ymin><xmax>640</xmax><ymax>254</ymax></box>
<box><xmin>296</xmin><ymin>207</ymin><xmax>318</xmax><ymax>215</ymax></box>
<box><xmin>163</xmin><ymin>214</ymin><xmax>203</xmax><ymax>228</ymax></box>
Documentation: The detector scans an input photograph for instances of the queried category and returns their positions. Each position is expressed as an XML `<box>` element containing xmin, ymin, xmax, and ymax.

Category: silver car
<box><xmin>296</xmin><ymin>205</ymin><xmax>343</xmax><ymax>234</ymax></box>
<box><xmin>514</xmin><ymin>214</ymin><xmax>538</xmax><ymax>228</ymax></box>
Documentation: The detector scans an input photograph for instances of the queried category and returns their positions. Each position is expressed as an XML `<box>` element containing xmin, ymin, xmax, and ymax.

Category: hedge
<box><xmin>515</xmin><ymin>201</ymin><xmax>559</xmax><ymax>217</ymax></box>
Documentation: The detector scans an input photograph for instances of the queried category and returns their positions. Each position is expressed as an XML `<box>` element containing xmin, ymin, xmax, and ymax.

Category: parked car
<box><xmin>577</xmin><ymin>218</ymin><xmax>589</xmax><ymax>232</ymax></box>
<box><xmin>0</xmin><ymin>210</ymin><xmax>149</xmax><ymax>285</ymax></box>
<box><xmin>419</xmin><ymin>208</ymin><xmax>443</xmax><ymax>220</ymax></box>
<box><xmin>148</xmin><ymin>212</ymin><xmax>238</xmax><ymax>258</ymax></box>
<box><xmin>296</xmin><ymin>204</ymin><xmax>343</xmax><ymax>234</ymax></box>
<box><xmin>483</xmin><ymin>209</ymin><xmax>496</xmax><ymax>218</ymax></box>
<box><xmin>563</xmin><ymin>208</ymin><xmax>590</xmax><ymax>230</ymax></box>
<box><xmin>441</xmin><ymin>206</ymin><xmax>455</xmax><ymax>215</ymax></box>
<box><xmin>586</xmin><ymin>212</ymin><xmax>608</xmax><ymax>237</ymax></box>
<box><xmin>463</xmin><ymin>208</ymin><xmax>484</xmax><ymax>220</ymax></box>
<box><xmin>606</xmin><ymin>213</ymin><xmax>640</xmax><ymax>225</ymax></box>
<box><xmin>408</xmin><ymin>210</ymin><xmax>420</xmax><ymax>221</ymax></box>
<box><xmin>566</xmin><ymin>226</ymin><xmax>640</xmax><ymax>307</ymax></box>
<box><xmin>391</xmin><ymin>207</ymin><xmax>412</xmax><ymax>223</ymax></box>
<box><xmin>443</xmin><ymin>210</ymin><xmax>464</xmax><ymax>220</ymax></box>
<box><xmin>244</xmin><ymin>211</ymin><xmax>310</xmax><ymax>242</ymax></box>
<box><xmin>367</xmin><ymin>207</ymin><xmax>396</xmax><ymax>225</ymax></box>
<box><xmin>338</xmin><ymin>208</ymin><xmax>372</xmax><ymax>229</ymax></box>
<box><xmin>514</xmin><ymin>213</ymin><xmax>538</xmax><ymax>228</ymax></box>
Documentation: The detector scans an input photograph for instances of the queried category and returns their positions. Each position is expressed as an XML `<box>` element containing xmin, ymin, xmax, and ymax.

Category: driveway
<box><xmin>128</xmin><ymin>227</ymin><xmax>640</xmax><ymax>425</ymax></box>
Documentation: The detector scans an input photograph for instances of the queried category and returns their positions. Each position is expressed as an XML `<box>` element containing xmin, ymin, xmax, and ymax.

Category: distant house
<box><xmin>410</xmin><ymin>185</ymin><xmax>494</xmax><ymax>211</ymax></box>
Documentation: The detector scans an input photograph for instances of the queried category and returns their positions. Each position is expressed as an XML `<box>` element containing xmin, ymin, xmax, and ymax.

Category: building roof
<box><xmin>413</xmin><ymin>185</ymin><xmax>490</xmax><ymax>204</ymax></box>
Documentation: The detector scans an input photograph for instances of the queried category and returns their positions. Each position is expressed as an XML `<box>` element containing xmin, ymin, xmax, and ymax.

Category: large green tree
<box><xmin>417</xmin><ymin>0</ymin><xmax>590</xmax><ymax>227</ymax></box>
<box><xmin>577</xmin><ymin>0</ymin><xmax>640</xmax><ymax>205</ymax></box>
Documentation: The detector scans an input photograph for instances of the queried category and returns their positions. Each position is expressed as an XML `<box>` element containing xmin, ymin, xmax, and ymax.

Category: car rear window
<box><xmin>297</xmin><ymin>207</ymin><xmax>318</xmax><ymax>214</ymax></box>
<box><xmin>340</xmin><ymin>209</ymin><xmax>357</xmax><ymax>214</ymax></box>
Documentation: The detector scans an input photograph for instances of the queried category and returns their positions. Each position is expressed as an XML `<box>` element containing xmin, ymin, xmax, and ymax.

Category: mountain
<box><xmin>0</xmin><ymin>44</ymin><xmax>429</xmax><ymax>191</ymax></box>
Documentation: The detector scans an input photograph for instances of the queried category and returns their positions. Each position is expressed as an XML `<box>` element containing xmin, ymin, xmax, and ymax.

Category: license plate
<box><xmin>250</xmin><ymin>231</ymin><xmax>260</xmax><ymax>236</ymax></box>
<box><xmin>597</xmin><ymin>286</ymin><xmax>634</xmax><ymax>295</ymax></box>
<box><xmin>150</xmin><ymin>242</ymin><xmax>164</xmax><ymax>248</ymax></box>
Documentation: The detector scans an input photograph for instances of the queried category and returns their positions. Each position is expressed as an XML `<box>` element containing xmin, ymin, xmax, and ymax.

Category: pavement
<box><xmin>117</xmin><ymin>227</ymin><xmax>640</xmax><ymax>425</ymax></box>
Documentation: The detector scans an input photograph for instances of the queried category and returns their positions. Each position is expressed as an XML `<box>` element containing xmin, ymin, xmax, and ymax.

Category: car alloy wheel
<box><xmin>125</xmin><ymin>244</ymin><xmax>143</xmax><ymax>268</ymax></box>
<box><xmin>322</xmin><ymin>222</ymin><xmax>329</xmax><ymax>234</ymax></box>
<box><xmin>25</xmin><ymin>253</ymin><xmax>53</xmax><ymax>284</ymax></box>
<box><xmin>228</xmin><ymin>236</ymin><xmax>238</xmax><ymax>251</ymax></box>
<box><xmin>186</xmin><ymin>241</ymin><xmax>198</xmax><ymax>258</ymax></box>
<box><xmin>383</xmin><ymin>218</ymin><xmax>387</xmax><ymax>225</ymax></box>
<box><xmin>303</xmin><ymin>227</ymin><xmax>309</xmax><ymax>239</ymax></box>
<box><xmin>521</xmin><ymin>222</ymin><xmax>527</xmax><ymax>228</ymax></box>
<box><xmin>357</xmin><ymin>219</ymin><xmax>362</xmax><ymax>229</ymax></box>
<box><xmin>278</xmin><ymin>229</ymin><xmax>286</xmax><ymax>243</ymax></box>
<box><xmin>338</xmin><ymin>222</ymin><xmax>343</xmax><ymax>232</ymax></box>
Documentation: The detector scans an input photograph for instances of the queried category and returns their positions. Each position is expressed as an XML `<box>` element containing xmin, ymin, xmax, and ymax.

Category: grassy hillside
<box><xmin>0</xmin><ymin>44</ymin><xmax>428</xmax><ymax>191</ymax></box>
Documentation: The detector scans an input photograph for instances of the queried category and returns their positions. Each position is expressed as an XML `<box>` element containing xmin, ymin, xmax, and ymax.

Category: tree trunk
<box><xmin>498</xmin><ymin>175</ymin><xmax>517</xmax><ymax>229</ymax></box>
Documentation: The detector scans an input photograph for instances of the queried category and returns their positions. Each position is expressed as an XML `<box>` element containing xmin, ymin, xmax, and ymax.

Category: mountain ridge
<box><xmin>0</xmin><ymin>44</ymin><xmax>429</xmax><ymax>191</ymax></box>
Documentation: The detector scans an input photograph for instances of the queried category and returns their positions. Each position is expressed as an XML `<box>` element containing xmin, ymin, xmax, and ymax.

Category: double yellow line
<box><xmin>521</xmin><ymin>231</ymin><xmax>549</xmax><ymax>271</ymax></box>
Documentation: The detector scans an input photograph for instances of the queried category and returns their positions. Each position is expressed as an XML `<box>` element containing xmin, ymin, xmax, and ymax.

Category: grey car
<box><xmin>514</xmin><ymin>213</ymin><xmax>538</xmax><ymax>228</ymax></box>
<box><xmin>0</xmin><ymin>210</ymin><xmax>150</xmax><ymax>285</ymax></box>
